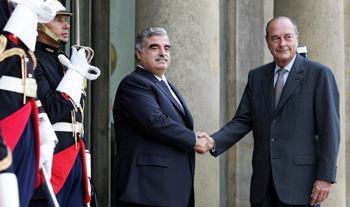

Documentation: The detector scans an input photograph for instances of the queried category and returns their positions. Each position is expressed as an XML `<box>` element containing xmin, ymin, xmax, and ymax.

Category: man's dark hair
<box><xmin>134</xmin><ymin>27</ymin><xmax>169</xmax><ymax>62</ymax></box>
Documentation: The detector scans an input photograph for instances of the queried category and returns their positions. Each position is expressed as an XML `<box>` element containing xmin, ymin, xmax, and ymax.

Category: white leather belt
<box><xmin>52</xmin><ymin>122</ymin><xmax>84</xmax><ymax>135</ymax></box>
<box><xmin>0</xmin><ymin>75</ymin><xmax>37</xmax><ymax>97</ymax></box>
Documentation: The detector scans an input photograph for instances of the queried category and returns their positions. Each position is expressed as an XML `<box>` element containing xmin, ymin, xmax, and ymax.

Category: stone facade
<box><xmin>71</xmin><ymin>0</ymin><xmax>349</xmax><ymax>206</ymax></box>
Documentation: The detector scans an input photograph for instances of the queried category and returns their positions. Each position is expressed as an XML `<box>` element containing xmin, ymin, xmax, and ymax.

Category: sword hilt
<box><xmin>72</xmin><ymin>45</ymin><xmax>94</xmax><ymax>64</ymax></box>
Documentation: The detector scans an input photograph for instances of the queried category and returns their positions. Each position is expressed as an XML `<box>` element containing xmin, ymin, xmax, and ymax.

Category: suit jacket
<box><xmin>112</xmin><ymin>67</ymin><xmax>196</xmax><ymax>207</ymax></box>
<box><xmin>211</xmin><ymin>54</ymin><xmax>340</xmax><ymax>205</ymax></box>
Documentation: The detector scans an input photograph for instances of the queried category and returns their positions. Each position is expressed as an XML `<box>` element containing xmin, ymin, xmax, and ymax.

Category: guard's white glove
<box><xmin>38</xmin><ymin>112</ymin><xmax>57</xmax><ymax>180</ymax></box>
<box><xmin>59</xmin><ymin>47</ymin><xmax>101</xmax><ymax>80</ymax></box>
<box><xmin>57</xmin><ymin>47</ymin><xmax>100</xmax><ymax>108</ymax></box>
<box><xmin>4</xmin><ymin>0</ymin><xmax>55</xmax><ymax>51</ymax></box>
<box><xmin>70</xmin><ymin>47</ymin><xmax>89</xmax><ymax>77</ymax></box>
<box><xmin>39</xmin><ymin>141</ymin><xmax>55</xmax><ymax>181</ymax></box>
<box><xmin>0</xmin><ymin>173</ymin><xmax>20</xmax><ymax>207</ymax></box>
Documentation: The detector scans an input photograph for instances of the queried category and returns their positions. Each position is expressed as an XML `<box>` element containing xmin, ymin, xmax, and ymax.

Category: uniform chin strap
<box><xmin>38</xmin><ymin>23</ymin><xmax>62</xmax><ymax>44</ymax></box>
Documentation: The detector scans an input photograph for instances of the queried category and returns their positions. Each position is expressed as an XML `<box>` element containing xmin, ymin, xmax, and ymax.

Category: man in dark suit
<box><xmin>198</xmin><ymin>16</ymin><xmax>340</xmax><ymax>206</ymax></box>
<box><xmin>112</xmin><ymin>27</ymin><xmax>208</xmax><ymax>207</ymax></box>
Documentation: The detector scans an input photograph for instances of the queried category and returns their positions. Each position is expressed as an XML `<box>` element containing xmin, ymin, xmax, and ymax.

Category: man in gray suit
<box><xmin>197</xmin><ymin>16</ymin><xmax>340</xmax><ymax>206</ymax></box>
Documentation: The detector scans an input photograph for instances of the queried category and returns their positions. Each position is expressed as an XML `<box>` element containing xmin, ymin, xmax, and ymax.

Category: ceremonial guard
<box><xmin>29</xmin><ymin>1</ymin><xmax>100</xmax><ymax>206</ymax></box>
<box><xmin>0</xmin><ymin>0</ymin><xmax>57</xmax><ymax>206</ymax></box>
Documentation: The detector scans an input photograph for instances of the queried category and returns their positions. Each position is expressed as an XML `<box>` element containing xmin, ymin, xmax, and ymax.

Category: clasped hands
<box><xmin>194</xmin><ymin>132</ymin><xmax>215</xmax><ymax>154</ymax></box>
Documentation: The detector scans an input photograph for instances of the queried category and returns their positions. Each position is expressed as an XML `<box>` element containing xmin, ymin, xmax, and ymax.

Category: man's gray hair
<box><xmin>135</xmin><ymin>27</ymin><xmax>169</xmax><ymax>61</ymax></box>
<box><xmin>265</xmin><ymin>16</ymin><xmax>298</xmax><ymax>38</ymax></box>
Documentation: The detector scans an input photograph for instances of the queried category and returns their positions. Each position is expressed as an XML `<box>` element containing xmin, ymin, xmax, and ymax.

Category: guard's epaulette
<box><xmin>0</xmin><ymin>34</ymin><xmax>26</xmax><ymax>62</ymax></box>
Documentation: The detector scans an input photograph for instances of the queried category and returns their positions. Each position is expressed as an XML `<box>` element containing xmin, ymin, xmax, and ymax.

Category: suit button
<box><xmin>272</xmin><ymin>120</ymin><xmax>277</xmax><ymax>124</ymax></box>
<box><xmin>271</xmin><ymin>139</ymin><xmax>275</xmax><ymax>142</ymax></box>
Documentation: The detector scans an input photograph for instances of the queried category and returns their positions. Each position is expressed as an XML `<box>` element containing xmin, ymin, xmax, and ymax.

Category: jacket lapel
<box><xmin>134</xmin><ymin>67</ymin><xmax>189</xmax><ymax>119</ymax></box>
<box><xmin>168</xmin><ymin>82</ymin><xmax>194</xmax><ymax>127</ymax></box>
<box><xmin>275</xmin><ymin>54</ymin><xmax>304</xmax><ymax>113</ymax></box>
<box><xmin>262</xmin><ymin>63</ymin><xmax>275</xmax><ymax>117</ymax></box>
<box><xmin>155</xmin><ymin>81</ymin><xmax>186</xmax><ymax>115</ymax></box>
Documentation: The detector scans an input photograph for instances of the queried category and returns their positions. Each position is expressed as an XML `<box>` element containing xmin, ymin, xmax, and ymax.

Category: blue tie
<box><xmin>161</xmin><ymin>80</ymin><xmax>185</xmax><ymax>112</ymax></box>
<box><xmin>161</xmin><ymin>80</ymin><xmax>170</xmax><ymax>91</ymax></box>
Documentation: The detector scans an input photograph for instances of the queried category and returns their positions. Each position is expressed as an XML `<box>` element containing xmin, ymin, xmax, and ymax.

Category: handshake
<box><xmin>194</xmin><ymin>132</ymin><xmax>215</xmax><ymax>154</ymax></box>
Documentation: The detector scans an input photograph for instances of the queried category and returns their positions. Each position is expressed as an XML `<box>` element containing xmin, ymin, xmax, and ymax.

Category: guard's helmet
<box><xmin>37</xmin><ymin>0</ymin><xmax>72</xmax><ymax>44</ymax></box>
<box><xmin>47</xmin><ymin>0</ymin><xmax>73</xmax><ymax>16</ymax></box>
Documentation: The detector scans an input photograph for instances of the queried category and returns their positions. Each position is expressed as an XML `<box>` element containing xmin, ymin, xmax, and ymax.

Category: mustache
<box><xmin>155</xmin><ymin>56</ymin><xmax>168</xmax><ymax>61</ymax></box>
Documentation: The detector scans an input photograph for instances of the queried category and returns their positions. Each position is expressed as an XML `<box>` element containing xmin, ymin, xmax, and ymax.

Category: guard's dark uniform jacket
<box><xmin>0</xmin><ymin>0</ymin><xmax>41</xmax><ymax>206</ymax></box>
<box><xmin>33</xmin><ymin>41</ymin><xmax>90</xmax><ymax>204</ymax></box>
